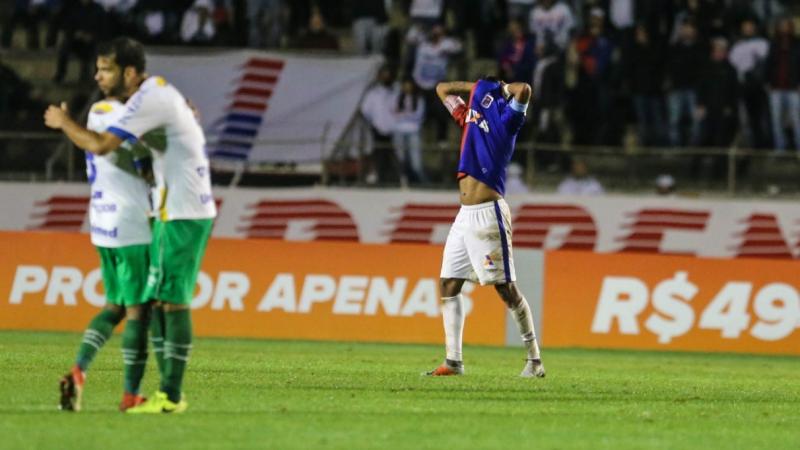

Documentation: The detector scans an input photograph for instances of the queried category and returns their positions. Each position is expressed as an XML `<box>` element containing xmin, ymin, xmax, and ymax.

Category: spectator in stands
<box><xmin>666</xmin><ymin>19</ymin><xmax>705</xmax><ymax>147</ymax></box>
<box><xmin>392</xmin><ymin>77</ymin><xmax>427</xmax><ymax>185</ymax></box>
<box><xmin>351</xmin><ymin>0</ymin><xmax>388</xmax><ymax>55</ymax></box>
<box><xmin>382</xmin><ymin>7</ymin><xmax>407</xmax><ymax>67</ymax></box>
<box><xmin>498</xmin><ymin>18</ymin><xmax>537</xmax><ymax>84</ymax></box>
<box><xmin>697</xmin><ymin>37</ymin><xmax>739</xmax><ymax>148</ymax></box>
<box><xmin>53</xmin><ymin>0</ymin><xmax>106</xmax><ymax>84</ymax></box>
<box><xmin>695</xmin><ymin>37</ymin><xmax>739</xmax><ymax>178</ymax></box>
<box><xmin>766</xmin><ymin>17</ymin><xmax>800</xmax><ymax>152</ymax></box>
<box><xmin>454</xmin><ymin>0</ymin><xmax>506</xmax><ymax>59</ymax></box>
<box><xmin>133</xmin><ymin>0</ymin><xmax>179</xmax><ymax>44</ymax></box>
<box><xmin>361</xmin><ymin>66</ymin><xmax>401</xmax><ymax>184</ymax></box>
<box><xmin>180</xmin><ymin>0</ymin><xmax>216</xmax><ymax>44</ymax></box>
<box><xmin>529</xmin><ymin>0</ymin><xmax>576</xmax><ymax>52</ymax></box>
<box><xmin>1</xmin><ymin>0</ymin><xmax>56</xmax><ymax>49</ymax></box>
<box><xmin>408</xmin><ymin>0</ymin><xmax>445</xmax><ymax>28</ymax></box>
<box><xmin>729</xmin><ymin>17</ymin><xmax>770</xmax><ymax>149</ymax></box>
<box><xmin>291</xmin><ymin>9</ymin><xmax>340</xmax><ymax>50</ymax></box>
<box><xmin>669</xmin><ymin>0</ymin><xmax>720</xmax><ymax>44</ymax></box>
<box><xmin>557</xmin><ymin>158</ymin><xmax>605</xmax><ymax>195</ymax></box>
<box><xmin>96</xmin><ymin>0</ymin><xmax>139</xmax><ymax>38</ymax></box>
<box><xmin>749</xmin><ymin>0</ymin><xmax>786</xmax><ymax>30</ymax></box>
<box><xmin>628</xmin><ymin>24</ymin><xmax>666</xmax><ymax>147</ymax></box>
<box><xmin>532</xmin><ymin>39</ymin><xmax>566</xmax><ymax>170</ymax></box>
<box><xmin>608</xmin><ymin>0</ymin><xmax>634</xmax><ymax>36</ymax></box>
<box><xmin>0</xmin><ymin>56</ymin><xmax>42</xmax><ymax>127</ymax></box>
<box><xmin>570</xmin><ymin>7</ymin><xmax>616</xmax><ymax>145</ymax></box>
<box><xmin>247</xmin><ymin>0</ymin><xmax>286</xmax><ymax>48</ymax></box>
<box><xmin>607</xmin><ymin>0</ymin><xmax>635</xmax><ymax>63</ymax></box>
<box><xmin>508</xmin><ymin>0</ymin><xmax>535</xmax><ymax>22</ymax></box>
<box><xmin>407</xmin><ymin>23</ymin><xmax>462</xmax><ymax>142</ymax></box>
<box><xmin>634</xmin><ymin>0</ymin><xmax>675</xmax><ymax>42</ymax></box>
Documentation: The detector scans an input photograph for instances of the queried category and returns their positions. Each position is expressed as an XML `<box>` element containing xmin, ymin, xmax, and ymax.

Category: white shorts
<box><xmin>440</xmin><ymin>199</ymin><xmax>516</xmax><ymax>286</ymax></box>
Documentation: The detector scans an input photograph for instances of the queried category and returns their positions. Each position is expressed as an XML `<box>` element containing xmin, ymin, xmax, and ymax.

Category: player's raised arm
<box><xmin>503</xmin><ymin>82</ymin><xmax>532</xmax><ymax>104</ymax></box>
<box><xmin>435</xmin><ymin>81</ymin><xmax>475</xmax><ymax>103</ymax></box>
<box><xmin>436</xmin><ymin>81</ymin><xmax>474</xmax><ymax>127</ymax></box>
<box><xmin>44</xmin><ymin>103</ymin><xmax>122</xmax><ymax>155</ymax></box>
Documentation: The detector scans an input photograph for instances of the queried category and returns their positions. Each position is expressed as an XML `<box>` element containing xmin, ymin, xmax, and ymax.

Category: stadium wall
<box><xmin>1</xmin><ymin>183</ymin><xmax>799</xmax><ymax>354</ymax></box>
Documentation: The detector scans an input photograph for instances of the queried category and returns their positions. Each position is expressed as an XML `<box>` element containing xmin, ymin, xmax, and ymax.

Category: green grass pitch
<box><xmin>1</xmin><ymin>330</ymin><xmax>798</xmax><ymax>449</ymax></box>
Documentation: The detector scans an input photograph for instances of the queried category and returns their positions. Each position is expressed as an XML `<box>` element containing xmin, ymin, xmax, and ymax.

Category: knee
<box><xmin>104</xmin><ymin>304</ymin><xmax>125</xmax><ymax>323</ymax></box>
<box><xmin>439</xmin><ymin>278</ymin><xmax>461</xmax><ymax>298</ymax></box>
<box><xmin>163</xmin><ymin>303</ymin><xmax>190</xmax><ymax>313</ymax></box>
<box><xmin>126</xmin><ymin>305</ymin><xmax>144</xmax><ymax>321</ymax></box>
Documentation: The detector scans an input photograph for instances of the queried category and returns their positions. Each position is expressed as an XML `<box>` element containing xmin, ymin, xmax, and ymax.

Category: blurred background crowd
<box><xmin>2</xmin><ymin>0</ymin><xmax>800</xmax><ymax>194</ymax></box>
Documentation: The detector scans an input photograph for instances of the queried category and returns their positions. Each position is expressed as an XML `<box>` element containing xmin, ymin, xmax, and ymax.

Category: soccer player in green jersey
<box><xmin>57</xmin><ymin>44</ymin><xmax>156</xmax><ymax>412</ymax></box>
<box><xmin>45</xmin><ymin>37</ymin><xmax>216</xmax><ymax>414</ymax></box>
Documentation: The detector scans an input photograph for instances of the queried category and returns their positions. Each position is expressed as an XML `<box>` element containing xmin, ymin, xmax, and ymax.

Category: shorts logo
<box><xmin>481</xmin><ymin>94</ymin><xmax>494</xmax><ymax>109</ymax></box>
<box><xmin>484</xmin><ymin>255</ymin><xmax>496</xmax><ymax>270</ymax></box>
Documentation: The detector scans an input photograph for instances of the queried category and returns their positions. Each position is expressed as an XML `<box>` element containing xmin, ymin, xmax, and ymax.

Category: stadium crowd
<box><xmin>1</xmin><ymin>0</ymin><xmax>799</xmax><ymax>185</ymax></box>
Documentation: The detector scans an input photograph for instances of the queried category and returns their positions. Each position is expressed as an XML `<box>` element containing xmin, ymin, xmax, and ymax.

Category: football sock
<box><xmin>162</xmin><ymin>309</ymin><xmax>192</xmax><ymax>403</ymax></box>
<box><xmin>441</xmin><ymin>295</ymin><xmax>465</xmax><ymax>362</ymax></box>
<box><xmin>75</xmin><ymin>309</ymin><xmax>122</xmax><ymax>371</ymax></box>
<box><xmin>511</xmin><ymin>298</ymin><xmax>541</xmax><ymax>360</ymax></box>
<box><xmin>149</xmin><ymin>304</ymin><xmax>166</xmax><ymax>378</ymax></box>
<box><xmin>121</xmin><ymin>318</ymin><xmax>148</xmax><ymax>395</ymax></box>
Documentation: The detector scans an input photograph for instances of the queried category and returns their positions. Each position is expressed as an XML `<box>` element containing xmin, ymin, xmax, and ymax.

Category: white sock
<box><xmin>441</xmin><ymin>295</ymin><xmax>465</xmax><ymax>362</ymax></box>
<box><xmin>511</xmin><ymin>298</ymin><xmax>541</xmax><ymax>360</ymax></box>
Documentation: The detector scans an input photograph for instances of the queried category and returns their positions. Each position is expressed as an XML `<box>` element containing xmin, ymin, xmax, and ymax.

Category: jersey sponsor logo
<box><xmin>480</xmin><ymin>93</ymin><xmax>494</xmax><ymax>109</ymax></box>
<box><xmin>91</xmin><ymin>191</ymin><xmax>103</xmax><ymax>199</ymax></box>
<box><xmin>90</xmin><ymin>203</ymin><xmax>117</xmax><ymax>213</ymax></box>
<box><xmin>90</xmin><ymin>225</ymin><xmax>118</xmax><ymax>238</ymax></box>
<box><xmin>91</xmin><ymin>102</ymin><xmax>114</xmax><ymax>115</ymax></box>
<box><xmin>465</xmin><ymin>109</ymin><xmax>490</xmax><ymax>133</ymax></box>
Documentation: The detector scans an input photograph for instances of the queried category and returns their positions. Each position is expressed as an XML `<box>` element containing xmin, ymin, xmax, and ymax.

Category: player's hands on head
<box><xmin>44</xmin><ymin>102</ymin><xmax>69</xmax><ymax>130</ymax></box>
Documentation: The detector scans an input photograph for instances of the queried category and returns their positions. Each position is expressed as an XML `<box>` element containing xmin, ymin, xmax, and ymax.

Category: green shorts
<box><xmin>145</xmin><ymin>218</ymin><xmax>214</xmax><ymax>304</ymax></box>
<box><xmin>96</xmin><ymin>244</ymin><xmax>150</xmax><ymax>306</ymax></box>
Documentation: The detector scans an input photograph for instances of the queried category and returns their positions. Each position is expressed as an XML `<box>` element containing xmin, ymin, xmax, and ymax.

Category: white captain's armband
<box><xmin>509</xmin><ymin>98</ymin><xmax>528</xmax><ymax>114</ymax></box>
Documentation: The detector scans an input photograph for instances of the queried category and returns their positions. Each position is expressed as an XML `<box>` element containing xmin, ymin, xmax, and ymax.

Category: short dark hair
<box><xmin>98</xmin><ymin>37</ymin><xmax>146</xmax><ymax>73</ymax></box>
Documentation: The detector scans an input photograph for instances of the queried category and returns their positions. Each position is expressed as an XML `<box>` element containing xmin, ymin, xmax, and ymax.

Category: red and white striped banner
<box><xmin>146</xmin><ymin>50</ymin><xmax>382</xmax><ymax>163</ymax></box>
<box><xmin>3</xmin><ymin>183</ymin><xmax>800</xmax><ymax>260</ymax></box>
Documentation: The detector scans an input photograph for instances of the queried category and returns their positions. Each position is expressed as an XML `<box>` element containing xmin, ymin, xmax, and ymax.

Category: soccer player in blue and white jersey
<box><xmin>427</xmin><ymin>77</ymin><xmax>545</xmax><ymax>378</ymax></box>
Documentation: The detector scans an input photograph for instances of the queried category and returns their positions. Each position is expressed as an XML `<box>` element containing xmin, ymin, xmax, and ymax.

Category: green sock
<box><xmin>161</xmin><ymin>309</ymin><xmax>192</xmax><ymax>403</ymax></box>
<box><xmin>150</xmin><ymin>305</ymin><xmax>166</xmax><ymax>379</ymax></box>
<box><xmin>121</xmin><ymin>319</ymin><xmax>148</xmax><ymax>395</ymax></box>
<box><xmin>76</xmin><ymin>309</ymin><xmax>121</xmax><ymax>371</ymax></box>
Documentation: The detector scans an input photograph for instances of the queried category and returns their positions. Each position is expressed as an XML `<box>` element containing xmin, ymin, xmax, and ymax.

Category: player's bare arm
<box><xmin>44</xmin><ymin>103</ymin><xmax>122</xmax><ymax>155</ymax></box>
<box><xmin>435</xmin><ymin>81</ymin><xmax>475</xmax><ymax>103</ymax></box>
<box><xmin>503</xmin><ymin>82</ymin><xmax>532</xmax><ymax>104</ymax></box>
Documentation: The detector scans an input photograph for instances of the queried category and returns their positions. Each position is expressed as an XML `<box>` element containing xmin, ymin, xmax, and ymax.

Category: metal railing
<box><xmin>3</xmin><ymin>129</ymin><xmax>800</xmax><ymax>196</ymax></box>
